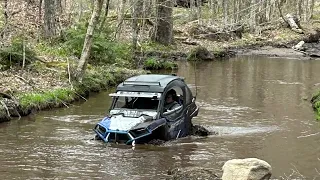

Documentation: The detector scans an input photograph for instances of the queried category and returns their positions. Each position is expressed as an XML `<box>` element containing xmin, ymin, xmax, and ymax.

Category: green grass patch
<box><xmin>18</xmin><ymin>88</ymin><xmax>75</xmax><ymax>113</ymax></box>
<box><xmin>16</xmin><ymin>66</ymin><xmax>145</xmax><ymax>114</ymax></box>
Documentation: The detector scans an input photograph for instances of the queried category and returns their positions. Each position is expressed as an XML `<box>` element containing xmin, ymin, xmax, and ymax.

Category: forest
<box><xmin>0</xmin><ymin>0</ymin><xmax>320</xmax><ymax>121</ymax></box>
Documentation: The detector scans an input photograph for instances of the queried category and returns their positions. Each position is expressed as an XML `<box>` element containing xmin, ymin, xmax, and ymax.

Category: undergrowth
<box><xmin>0</xmin><ymin>38</ymin><xmax>39</xmax><ymax>69</ymax></box>
<box><xmin>144</xmin><ymin>57</ymin><xmax>178</xmax><ymax>70</ymax></box>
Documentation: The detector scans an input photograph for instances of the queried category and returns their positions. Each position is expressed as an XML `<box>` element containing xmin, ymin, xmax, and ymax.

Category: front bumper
<box><xmin>94</xmin><ymin>123</ymin><xmax>152</xmax><ymax>145</ymax></box>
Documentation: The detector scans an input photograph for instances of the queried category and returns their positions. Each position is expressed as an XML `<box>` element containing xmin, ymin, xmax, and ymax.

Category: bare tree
<box><xmin>74</xmin><ymin>0</ymin><xmax>104</xmax><ymax>81</ymax></box>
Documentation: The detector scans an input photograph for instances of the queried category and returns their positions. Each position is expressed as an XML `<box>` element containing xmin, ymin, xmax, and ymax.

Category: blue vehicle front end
<box><xmin>93</xmin><ymin>91</ymin><xmax>166</xmax><ymax>145</ymax></box>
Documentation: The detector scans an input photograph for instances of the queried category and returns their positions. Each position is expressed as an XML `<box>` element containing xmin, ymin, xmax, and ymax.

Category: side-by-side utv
<box><xmin>93</xmin><ymin>74</ymin><xmax>199</xmax><ymax>145</ymax></box>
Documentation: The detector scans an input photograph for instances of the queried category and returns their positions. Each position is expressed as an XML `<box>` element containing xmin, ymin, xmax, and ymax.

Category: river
<box><xmin>1</xmin><ymin>55</ymin><xmax>320</xmax><ymax>179</ymax></box>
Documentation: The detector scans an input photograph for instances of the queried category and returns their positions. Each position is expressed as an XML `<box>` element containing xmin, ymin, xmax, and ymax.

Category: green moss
<box><xmin>212</xmin><ymin>46</ymin><xmax>227</xmax><ymax>57</ymax></box>
<box><xmin>143</xmin><ymin>58</ymin><xmax>178</xmax><ymax>70</ymax></box>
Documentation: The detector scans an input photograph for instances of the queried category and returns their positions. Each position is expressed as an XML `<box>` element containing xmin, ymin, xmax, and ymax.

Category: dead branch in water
<box><xmin>0</xmin><ymin>99</ymin><xmax>10</xmax><ymax>117</ymax></box>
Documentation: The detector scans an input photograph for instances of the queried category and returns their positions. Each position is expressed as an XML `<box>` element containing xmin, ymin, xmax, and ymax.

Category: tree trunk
<box><xmin>237</xmin><ymin>0</ymin><xmax>242</xmax><ymax>23</ymax></box>
<box><xmin>233</xmin><ymin>0</ymin><xmax>236</xmax><ymax>24</ymax></box>
<box><xmin>151</xmin><ymin>0</ymin><xmax>173</xmax><ymax>45</ymax></box>
<box><xmin>309</xmin><ymin>0</ymin><xmax>315</xmax><ymax>19</ymax></box>
<box><xmin>132</xmin><ymin>0</ymin><xmax>143</xmax><ymax>67</ymax></box>
<box><xmin>74</xmin><ymin>0</ymin><xmax>104</xmax><ymax>81</ymax></box>
<box><xmin>1</xmin><ymin>0</ymin><xmax>8</xmax><ymax>39</ymax></box>
<box><xmin>249</xmin><ymin>0</ymin><xmax>256</xmax><ymax>32</ymax></box>
<box><xmin>99</xmin><ymin>0</ymin><xmax>111</xmax><ymax>30</ymax></box>
<box><xmin>55</xmin><ymin>0</ymin><xmax>62</xmax><ymax>36</ymax></box>
<box><xmin>44</xmin><ymin>0</ymin><xmax>57</xmax><ymax>38</ymax></box>
<box><xmin>115</xmin><ymin>0</ymin><xmax>126</xmax><ymax>39</ymax></box>
<box><xmin>39</xmin><ymin>0</ymin><xmax>43</xmax><ymax>22</ymax></box>
<box><xmin>304</xmin><ymin>0</ymin><xmax>309</xmax><ymax>21</ymax></box>
<box><xmin>298</xmin><ymin>0</ymin><xmax>303</xmax><ymax>19</ymax></box>
<box><xmin>222</xmin><ymin>0</ymin><xmax>228</xmax><ymax>26</ymax></box>
<box><xmin>197</xmin><ymin>0</ymin><xmax>202</xmax><ymax>24</ymax></box>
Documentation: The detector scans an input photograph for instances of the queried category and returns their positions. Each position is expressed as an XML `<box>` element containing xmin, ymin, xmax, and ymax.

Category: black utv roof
<box><xmin>116</xmin><ymin>74</ymin><xmax>183</xmax><ymax>93</ymax></box>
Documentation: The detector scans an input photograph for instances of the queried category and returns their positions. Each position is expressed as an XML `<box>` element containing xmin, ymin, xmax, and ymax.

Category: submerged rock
<box><xmin>191</xmin><ymin>124</ymin><xmax>212</xmax><ymax>136</ymax></box>
<box><xmin>222</xmin><ymin>158</ymin><xmax>272</xmax><ymax>180</ymax></box>
<box><xmin>187</xmin><ymin>46</ymin><xmax>214</xmax><ymax>61</ymax></box>
<box><xmin>167</xmin><ymin>167</ymin><xmax>220</xmax><ymax>180</ymax></box>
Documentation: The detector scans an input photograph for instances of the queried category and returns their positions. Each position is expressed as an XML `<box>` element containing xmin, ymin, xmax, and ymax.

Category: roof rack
<box><xmin>123</xmin><ymin>81</ymin><xmax>161</xmax><ymax>86</ymax></box>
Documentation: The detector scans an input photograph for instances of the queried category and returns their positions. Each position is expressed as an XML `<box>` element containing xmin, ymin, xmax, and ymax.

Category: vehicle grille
<box><xmin>96</xmin><ymin>125</ymin><xmax>106</xmax><ymax>135</ymax></box>
<box><xmin>108</xmin><ymin>133</ymin><xmax>130</xmax><ymax>143</ymax></box>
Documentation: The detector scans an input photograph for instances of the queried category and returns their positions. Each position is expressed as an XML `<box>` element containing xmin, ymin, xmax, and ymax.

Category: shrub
<box><xmin>0</xmin><ymin>38</ymin><xmax>38</xmax><ymax>69</ymax></box>
<box><xmin>62</xmin><ymin>23</ymin><xmax>132</xmax><ymax>66</ymax></box>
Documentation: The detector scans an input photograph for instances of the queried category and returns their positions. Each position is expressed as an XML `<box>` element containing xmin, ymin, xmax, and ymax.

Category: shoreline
<box><xmin>0</xmin><ymin>67</ymin><xmax>146</xmax><ymax>122</ymax></box>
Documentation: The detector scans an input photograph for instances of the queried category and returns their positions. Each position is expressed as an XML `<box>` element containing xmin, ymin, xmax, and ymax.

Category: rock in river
<box><xmin>222</xmin><ymin>158</ymin><xmax>272</xmax><ymax>180</ymax></box>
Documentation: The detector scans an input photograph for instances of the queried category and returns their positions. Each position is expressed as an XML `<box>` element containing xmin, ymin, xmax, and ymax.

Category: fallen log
<box><xmin>182</xmin><ymin>39</ymin><xmax>199</xmax><ymax>45</ymax></box>
<box><xmin>292</xmin><ymin>41</ymin><xmax>305</xmax><ymax>51</ymax></box>
<box><xmin>285</xmin><ymin>14</ymin><xmax>303</xmax><ymax>34</ymax></box>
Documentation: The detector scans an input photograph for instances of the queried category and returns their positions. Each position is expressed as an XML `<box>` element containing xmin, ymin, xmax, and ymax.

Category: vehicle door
<box><xmin>161</xmin><ymin>80</ymin><xmax>189</xmax><ymax>138</ymax></box>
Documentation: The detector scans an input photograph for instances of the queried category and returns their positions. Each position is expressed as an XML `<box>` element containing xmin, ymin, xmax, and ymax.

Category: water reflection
<box><xmin>1</xmin><ymin>56</ymin><xmax>320</xmax><ymax>179</ymax></box>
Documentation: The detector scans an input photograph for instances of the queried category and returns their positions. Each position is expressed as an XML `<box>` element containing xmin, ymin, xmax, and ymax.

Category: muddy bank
<box><xmin>235</xmin><ymin>46</ymin><xmax>308</xmax><ymax>59</ymax></box>
<box><xmin>142</xmin><ymin>47</ymin><xmax>234</xmax><ymax>63</ymax></box>
<box><xmin>232</xmin><ymin>42</ymin><xmax>320</xmax><ymax>59</ymax></box>
<box><xmin>143</xmin><ymin>42</ymin><xmax>319</xmax><ymax>62</ymax></box>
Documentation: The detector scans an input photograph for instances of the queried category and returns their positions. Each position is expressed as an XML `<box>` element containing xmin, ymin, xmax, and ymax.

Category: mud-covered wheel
<box><xmin>158</xmin><ymin>124</ymin><xmax>170</xmax><ymax>141</ymax></box>
<box><xmin>94</xmin><ymin>135</ymin><xmax>102</xmax><ymax>140</ymax></box>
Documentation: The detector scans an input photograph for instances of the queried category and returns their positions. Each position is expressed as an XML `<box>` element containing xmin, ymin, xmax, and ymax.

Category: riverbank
<box><xmin>139</xmin><ymin>23</ymin><xmax>320</xmax><ymax>63</ymax></box>
<box><xmin>0</xmin><ymin>65</ymin><xmax>145</xmax><ymax>122</ymax></box>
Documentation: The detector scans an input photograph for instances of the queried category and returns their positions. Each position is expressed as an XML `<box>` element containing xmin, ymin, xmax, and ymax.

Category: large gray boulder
<box><xmin>222</xmin><ymin>158</ymin><xmax>272</xmax><ymax>180</ymax></box>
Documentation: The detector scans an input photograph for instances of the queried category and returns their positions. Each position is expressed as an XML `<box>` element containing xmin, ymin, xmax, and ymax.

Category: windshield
<box><xmin>110</xmin><ymin>91</ymin><xmax>161</xmax><ymax>111</ymax></box>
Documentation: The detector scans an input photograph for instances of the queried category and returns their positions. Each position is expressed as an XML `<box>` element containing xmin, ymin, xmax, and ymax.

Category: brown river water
<box><xmin>1</xmin><ymin>56</ymin><xmax>320</xmax><ymax>179</ymax></box>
